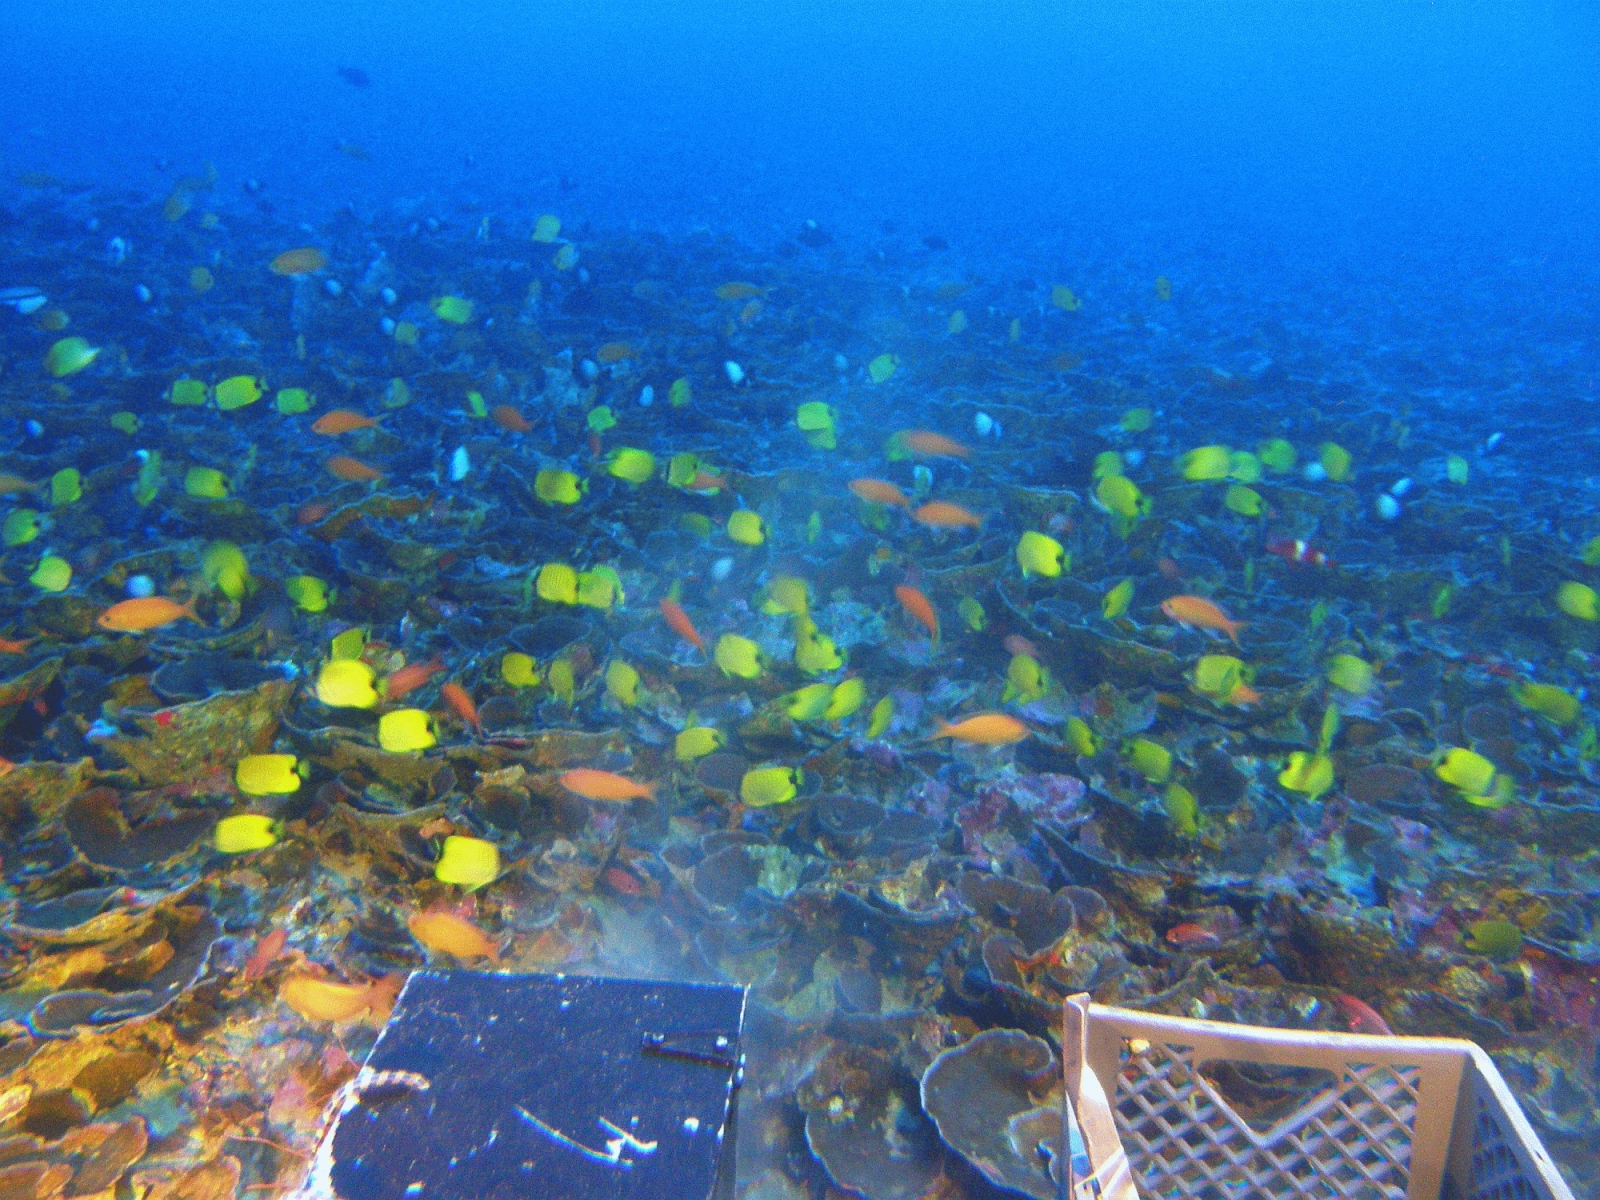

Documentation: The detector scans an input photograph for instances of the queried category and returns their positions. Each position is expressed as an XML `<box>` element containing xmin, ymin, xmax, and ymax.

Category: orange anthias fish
<box><xmin>1160</xmin><ymin>595</ymin><xmax>1244</xmax><ymax>645</ymax></box>
<box><xmin>440</xmin><ymin>682</ymin><xmax>479</xmax><ymax>727</ymax></box>
<box><xmin>0</xmin><ymin>474</ymin><xmax>38</xmax><ymax>496</ymax></box>
<box><xmin>407</xmin><ymin>909</ymin><xmax>500</xmax><ymax>961</ymax></box>
<box><xmin>1164</xmin><ymin>923</ymin><xmax>1222</xmax><ymax>950</ymax></box>
<box><xmin>1003</xmin><ymin>634</ymin><xmax>1040</xmax><ymax>659</ymax></box>
<box><xmin>269</xmin><ymin>247</ymin><xmax>328</xmax><ymax>276</ymax></box>
<box><xmin>912</xmin><ymin>501</ymin><xmax>983</xmax><ymax>529</ymax></box>
<box><xmin>311</xmin><ymin>409</ymin><xmax>381</xmax><ymax>435</ymax></box>
<box><xmin>594</xmin><ymin>341</ymin><xmax>636</xmax><ymax>364</ymax></box>
<box><xmin>295</xmin><ymin>500</ymin><xmax>335</xmax><ymax>526</ymax></box>
<box><xmin>603</xmin><ymin>865</ymin><xmax>643</xmax><ymax>895</ymax></box>
<box><xmin>686</xmin><ymin>470</ymin><xmax>727</xmax><ymax>494</ymax></box>
<box><xmin>560</xmin><ymin>768</ymin><xmax>656</xmax><ymax>802</ymax></box>
<box><xmin>383</xmin><ymin>656</ymin><xmax>445</xmax><ymax>701</ymax></box>
<box><xmin>242</xmin><ymin>928</ymin><xmax>289</xmax><ymax>982</ymax></box>
<box><xmin>659</xmin><ymin>598</ymin><xmax>705</xmax><ymax>653</ymax></box>
<box><xmin>325</xmin><ymin>455</ymin><xmax>384</xmax><ymax>483</ymax></box>
<box><xmin>1332</xmin><ymin>992</ymin><xmax>1394</xmax><ymax>1036</ymax></box>
<box><xmin>1225</xmin><ymin>681</ymin><xmax>1261</xmax><ymax>707</ymax></box>
<box><xmin>0</xmin><ymin>636</ymin><xmax>35</xmax><ymax>654</ymax></box>
<box><xmin>932</xmin><ymin>712</ymin><xmax>1030</xmax><ymax>745</ymax></box>
<box><xmin>899</xmin><ymin>430</ymin><xmax>972</xmax><ymax>459</ymax></box>
<box><xmin>279</xmin><ymin>974</ymin><xmax>395</xmax><ymax>1024</ymax></box>
<box><xmin>848</xmin><ymin>479</ymin><xmax>911</xmax><ymax>508</ymax></box>
<box><xmin>97</xmin><ymin>596</ymin><xmax>201</xmax><ymax>633</ymax></box>
<box><xmin>490</xmin><ymin>405</ymin><xmax>532</xmax><ymax>433</ymax></box>
<box><xmin>894</xmin><ymin>585</ymin><xmax>939</xmax><ymax>644</ymax></box>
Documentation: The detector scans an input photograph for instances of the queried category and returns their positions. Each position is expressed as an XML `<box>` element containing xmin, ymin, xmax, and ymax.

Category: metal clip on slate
<box><xmin>642</xmin><ymin>1029</ymin><xmax>744</xmax><ymax>1072</ymax></box>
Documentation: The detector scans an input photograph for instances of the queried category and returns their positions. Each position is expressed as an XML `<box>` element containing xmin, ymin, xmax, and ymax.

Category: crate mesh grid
<box><xmin>1114</xmin><ymin>1040</ymin><xmax>1418</xmax><ymax>1200</ymax></box>
<box><xmin>1069</xmin><ymin>1000</ymin><xmax>1575</xmax><ymax>1200</ymax></box>
<box><xmin>1464</xmin><ymin>1090</ymin><xmax>1543</xmax><ymax>1200</ymax></box>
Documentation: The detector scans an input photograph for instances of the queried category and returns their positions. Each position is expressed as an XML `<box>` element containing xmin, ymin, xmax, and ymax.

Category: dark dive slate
<box><xmin>328</xmin><ymin>971</ymin><xmax>747</xmax><ymax>1200</ymax></box>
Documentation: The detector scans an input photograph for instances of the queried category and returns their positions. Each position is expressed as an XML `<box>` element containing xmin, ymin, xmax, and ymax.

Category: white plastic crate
<box><xmin>1059</xmin><ymin>995</ymin><xmax>1575</xmax><ymax>1200</ymax></box>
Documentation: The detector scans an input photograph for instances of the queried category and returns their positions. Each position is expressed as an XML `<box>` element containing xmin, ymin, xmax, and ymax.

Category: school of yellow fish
<box><xmin>0</xmin><ymin>191</ymin><xmax>1597</xmax><ymax>1198</ymax></box>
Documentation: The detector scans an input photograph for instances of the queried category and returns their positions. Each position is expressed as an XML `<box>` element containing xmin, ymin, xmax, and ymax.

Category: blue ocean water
<box><xmin>6</xmin><ymin>0</ymin><xmax>1597</xmax><ymax>267</ymax></box>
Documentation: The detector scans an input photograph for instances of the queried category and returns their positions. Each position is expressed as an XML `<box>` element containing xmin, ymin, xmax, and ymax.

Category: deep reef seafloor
<box><xmin>0</xmin><ymin>178</ymin><xmax>1597</xmax><ymax>1198</ymax></box>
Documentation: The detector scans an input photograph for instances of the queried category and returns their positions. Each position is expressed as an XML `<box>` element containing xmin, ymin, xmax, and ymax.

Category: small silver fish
<box><xmin>0</xmin><ymin>286</ymin><xmax>46</xmax><ymax>315</ymax></box>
